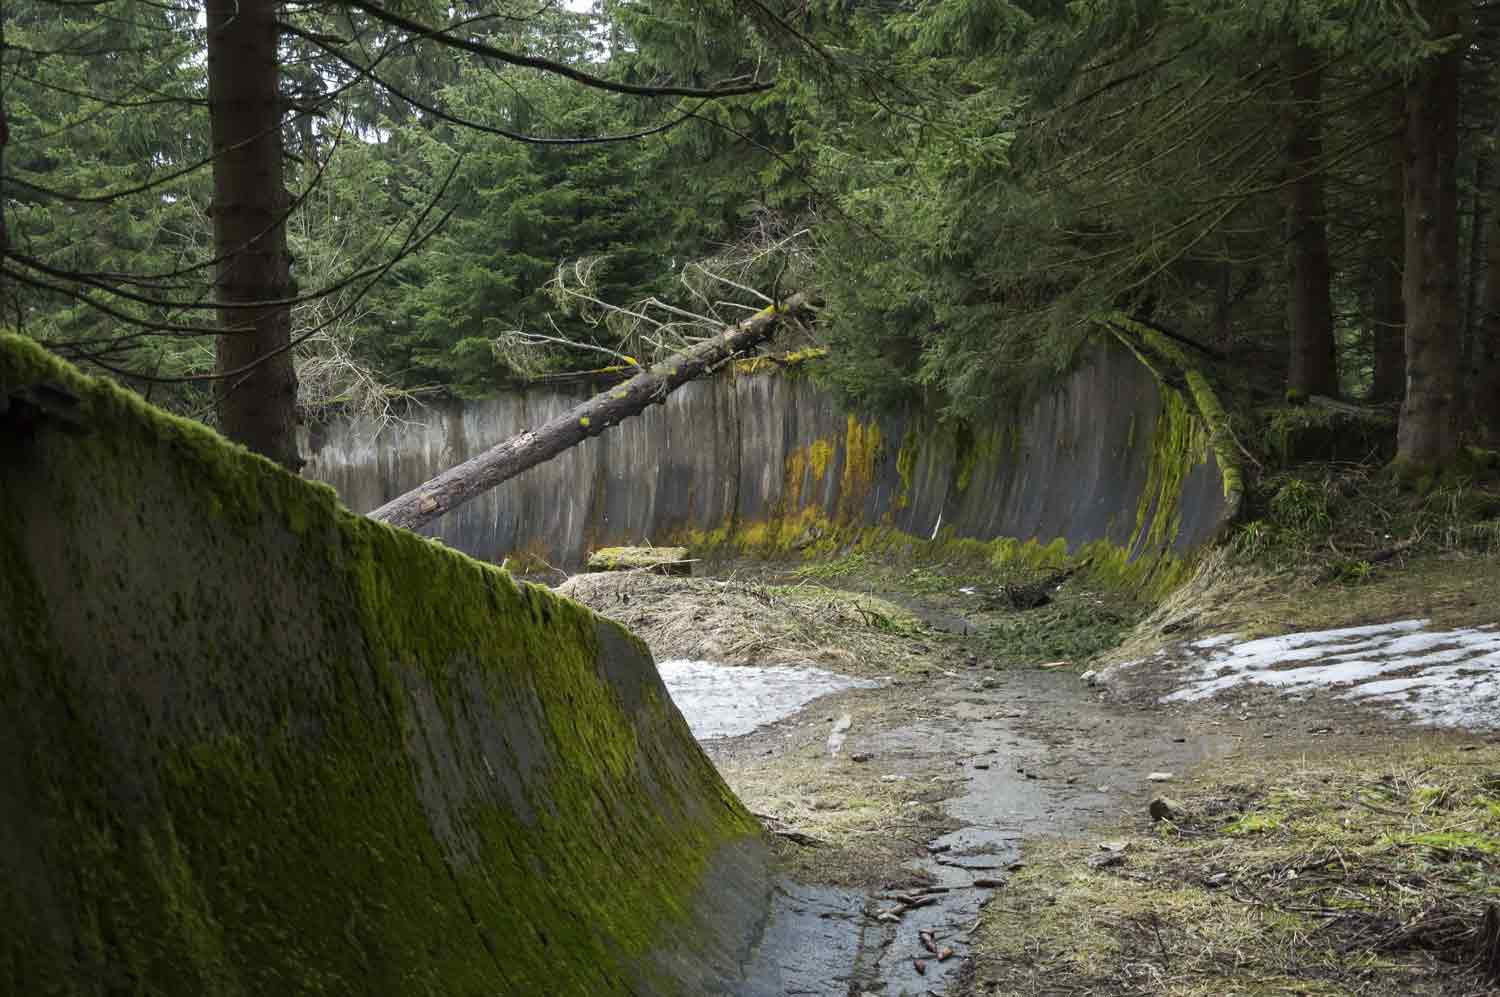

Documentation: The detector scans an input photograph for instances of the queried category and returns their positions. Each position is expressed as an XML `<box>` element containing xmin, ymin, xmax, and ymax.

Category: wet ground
<box><xmin>664</xmin><ymin>652</ymin><xmax>1234</xmax><ymax>995</ymax></box>
<box><xmin>574</xmin><ymin>563</ymin><xmax>1500</xmax><ymax>996</ymax></box>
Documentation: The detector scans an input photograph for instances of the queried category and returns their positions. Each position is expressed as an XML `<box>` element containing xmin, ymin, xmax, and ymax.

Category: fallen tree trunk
<box><xmin>369</xmin><ymin>293</ymin><xmax>815</xmax><ymax>533</ymax></box>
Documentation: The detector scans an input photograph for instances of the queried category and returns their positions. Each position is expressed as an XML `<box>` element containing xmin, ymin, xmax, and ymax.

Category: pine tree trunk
<box><xmin>1285</xmin><ymin>43</ymin><xmax>1338</xmax><ymax>398</ymax></box>
<box><xmin>1464</xmin><ymin>154</ymin><xmax>1489</xmax><ymax>358</ymax></box>
<box><xmin>1370</xmin><ymin>96</ymin><xmax>1406</xmax><ymax>404</ymax></box>
<box><xmin>1397</xmin><ymin>0</ymin><xmax>1465</xmax><ymax>467</ymax></box>
<box><xmin>1477</xmin><ymin>167</ymin><xmax>1500</xmax><ymax>443</ymax></box>
<box><xmin>206</xmin><ymin>0</ymin><xmax>301</xmax><ymax>470</ymax></box>
<box><xmin>0</xmin><ymin>14</ymin><xmax>8</xmax><ymax>276</ymax></box>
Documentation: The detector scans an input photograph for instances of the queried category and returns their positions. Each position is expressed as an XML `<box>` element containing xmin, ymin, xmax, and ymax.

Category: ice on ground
<box><xmin>658</xmin><ymin>659</ymin><xmax>880</xmax><ymax>740</ymax></box>
<box><xmin>1156</xmin><ymin>619</ymin><xmax>1500</xmax><ymax>729</ymax></box>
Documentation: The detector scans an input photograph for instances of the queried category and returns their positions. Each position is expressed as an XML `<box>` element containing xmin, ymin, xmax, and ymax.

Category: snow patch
<box><xmin>1160</xmin><ymin>619</ymin><xmax>1500</xmax><ymax>728</ymax></box>
<box><xmin>658</xmin><ymin>659</ymin><xmax>880</xmax><ymax>740</ymax></box>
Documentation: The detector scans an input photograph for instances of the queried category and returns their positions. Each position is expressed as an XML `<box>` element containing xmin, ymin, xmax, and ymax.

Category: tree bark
<box><xmin>369</xmin><ymin>294</ymin><xmax>816</xmax><ymax>533</ymax></box>
<box><xmin>1464</xmin><ymin>153</ymin><xmax>1489</xmax><ymax>360</ymax></box>
<box><xmin>1285</xmin><ymin>43</ymin><xmax>1339</xmax><ymax>398</ymax></box>
<box><xmin>1477</xmin><ymin>159</ymin><xmax>1500</xmax><ymax>443</ymax></box>
<box><xmin>206</xmin><ymin>0</ymin><xmax>301</xmax><ymax>470</ymax></box>
<box><xmin>1397</xmin><ymin>1</ymin><xmax>1465</xmax><ymax>467</ymax></box>
<box><xmin>1370</xmin><ymin>94</ymin><xmax>1406</xmax><ymax>404</ymax></box>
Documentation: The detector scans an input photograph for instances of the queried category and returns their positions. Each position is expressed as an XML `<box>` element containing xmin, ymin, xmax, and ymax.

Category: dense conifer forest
<box><xmin>7</xmin><ymin>0</ymin><xmax>1499</xmax><ymax>470</ymax></box>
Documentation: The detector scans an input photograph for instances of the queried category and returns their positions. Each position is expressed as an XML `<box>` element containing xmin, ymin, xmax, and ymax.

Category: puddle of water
<box><xmin>658</xmin><ymin>659</ymin><xmax>879</xmax><ymax>740</ymax></box>
<box><xmin>736</xmin><ymin>883</ymin><xmax>869</xmax><ymax>996</ymax></box>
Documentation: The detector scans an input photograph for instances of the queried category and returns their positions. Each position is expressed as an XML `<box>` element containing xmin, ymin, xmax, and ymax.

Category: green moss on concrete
<box><xmin>1132</xmin><ymin>387</ymin><xmax>1197</xmax><ymax>552</ymax></box>
<box><xmin>0</xmin><ymin>334</ymin><xmax>763</xmax><ymax>996</ymax></box>
<box><xmin>1103</xmin><ymin>313</ymin><xmax>1244</xmax><ymax>521</ymax></box>
<box><xmin>894</xmin><ymin>433</ymin><xmax>920</xmax><ymax>510</ymax></box>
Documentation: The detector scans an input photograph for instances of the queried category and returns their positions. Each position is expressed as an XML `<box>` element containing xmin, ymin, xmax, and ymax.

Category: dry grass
<box><xmin>555</xmin><ymin>571</ymin><xmax>938</xmax><ymax>676</ymax></box>
<box><xmin>1103</xmin><ymin>545</ymin><xmax>1500</xmax><ymax>669</ymax></box>
<box><xmin>968</xmin><ymin>738</ymin><xmax>1500</xmax><ymax>996</ymax></box>
<box><xmin>719</xmin><ymin>742</ymin><xmax>955</xmax><ymax>882</ymax></box>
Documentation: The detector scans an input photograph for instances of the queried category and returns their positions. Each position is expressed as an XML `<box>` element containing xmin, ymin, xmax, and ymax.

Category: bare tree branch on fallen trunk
<box><xmin>368</xmin><ymin>292</ymin><xmax>815</xmax><ymax>534</ymax></box>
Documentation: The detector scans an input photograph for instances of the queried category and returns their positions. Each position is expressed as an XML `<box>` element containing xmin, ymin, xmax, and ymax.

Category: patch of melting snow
<box><xmin>1157</xmin><ymin>619</ymin><xmax>1500</xmax><ymax>728</ymax></box>
<box><xmin>657</xmin><ymin>659</ymin><xmax>879</xmax><ymax>740</ymax></box>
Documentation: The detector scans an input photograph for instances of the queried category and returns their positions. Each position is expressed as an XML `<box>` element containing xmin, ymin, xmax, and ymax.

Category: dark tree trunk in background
<box><xmin>1213</xmin><ymin>262</ymin><xmax>1233</xmax><ymax>344</ymax></box>
<box><xmin>1370</xmin><ymin>103</ymin><xmax>1407</xmax><ymax>404</ymax></box>
<box><xmin>206</xmin><ymin>0</ymin><xmax>301</xmax><ymax>470</ymax></box>
<box><xmin>1477</xmin><ymin>167</ymin><xmax>1500</xmax><ymax>443</ymax></box>
<box><xmin>1397</xmin><ymin>2</ymin><xmax>1465</xmax><ymax>467</ymax></box>
<box><xmin>1464</xmin><ymin>153</ymin><xmax>1489</xmax><ymax>357</ymax></box>
<box><xmin>1285</xmin><ymin>44</ymin><xmax>1339</xmax><ymax>398</ymax></box>
<box><xmin>0</xmin><ymin>14</ymin><xmax>8</xmax><ymax>300</ymax></box>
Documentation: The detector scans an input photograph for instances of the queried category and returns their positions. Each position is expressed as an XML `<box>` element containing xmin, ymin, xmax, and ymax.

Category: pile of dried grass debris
<box><xmin>554</xmin><ymin>572</ymin><xmax>933</xmax><ymax>676</ymax></box>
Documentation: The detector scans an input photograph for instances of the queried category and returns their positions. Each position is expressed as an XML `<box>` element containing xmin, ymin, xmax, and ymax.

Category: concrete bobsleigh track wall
<box><xmin>0</xmin><ymin>334</ymin><xmax>769</xmax><ymax>996</ymax></box>
<box><xmin>307</xmin><ymin>328</ymin><xmax>1240</xmax><ymax>585</ymax></box>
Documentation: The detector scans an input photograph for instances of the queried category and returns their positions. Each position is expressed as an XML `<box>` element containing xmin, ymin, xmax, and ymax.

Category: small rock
<box><xmin>1097</xmin><ymin>840</ymin><xmax>1128</xmax><ymax>853</ymax></box>
<box><xmin>973</xmin><ymin>762</ymin><xmax>991</xmax><ymax>770</ymax></box>
<box><xmin>1149</xmin><ymin>796</ymin><xmax>1188</xmax><ymax>822</ymax></box>
<box><xmin>1146</xmin><ymin>771</ymin><xmax>1174</xmax><ymax>782</ymax></box>
<box><xmin>972</xmin><ymin>877</ymin><xmax>1005</xmax><ymax>888</ymax></box>
<box><xmin>850</xmin><ymin>752</ymin><xmax>873</xmax><ymax>763</ymax></box>
<box><xmin>1086</xmin><ymin>851</ymin><xmax>1126</xmax><ymax>870</ymax></box>
<box><xmin>1080</xmin><ymin>669</ymin><xmax>1099</xmax><ymax>685</ymax></box>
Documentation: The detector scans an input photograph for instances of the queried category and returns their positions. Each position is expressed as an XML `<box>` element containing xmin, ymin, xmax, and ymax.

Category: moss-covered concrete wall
<box><xmin>0</xmin><ymin>334</ymin><xmax>769</xmax><ymax>996</ymax></box>
<box><xmin>308</xmin><ymin>336</ymin><xmax>1238</xmax><ymax>587</ymax></box>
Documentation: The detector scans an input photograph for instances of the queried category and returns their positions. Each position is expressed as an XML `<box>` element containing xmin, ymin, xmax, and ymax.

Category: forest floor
<box><xmin>560</xmin><ymin>546</ymin><xmax>1500</xmax><ymax>997</ymax></box>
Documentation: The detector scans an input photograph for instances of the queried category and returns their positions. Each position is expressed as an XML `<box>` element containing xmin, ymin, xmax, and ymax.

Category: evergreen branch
<box><xmin>67</xmin><ymin>157</ymin><xmax>462</xmax><ymax>383</ymax></box>
<box><xmin>336</xmin><ymin>0</ymin><xmax>775</xmax><ymax>98</ymax></box>
<box><xmin>291</xmin><ymin>25</ymin><xmax>707</xmax><ymax>146</ymax></box>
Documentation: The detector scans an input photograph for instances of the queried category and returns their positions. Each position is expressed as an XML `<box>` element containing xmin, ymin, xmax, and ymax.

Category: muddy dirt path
<box><xmin>690</xmin><ymin>648</ymin><xmax>1233</xmax><ymax>995</ymax></box>
<box><xmin>561</xmin><ymin>565</ymin><xmax>1499</xmax><ymax>995</ymax></box>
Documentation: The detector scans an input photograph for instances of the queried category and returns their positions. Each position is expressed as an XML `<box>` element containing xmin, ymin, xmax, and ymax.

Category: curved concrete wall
<box><xmin>306</xmin><ymin>341</ymin><xmax>1235</xmax><ymax>570</ymax></box>
<box><xmin>0</xmin><ymin>334</ymin><xmax>768</xmax><ymax>996</ymax></box>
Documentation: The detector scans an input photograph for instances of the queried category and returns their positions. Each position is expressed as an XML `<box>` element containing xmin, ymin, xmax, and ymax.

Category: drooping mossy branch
<box><xmin>368</xmin><ymin>293</ymin><xmax>816</xmax><ymax>534</ymax></box>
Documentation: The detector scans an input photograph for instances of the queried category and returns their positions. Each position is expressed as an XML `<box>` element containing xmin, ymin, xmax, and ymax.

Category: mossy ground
<box><xmin>786</xmin><ymin>549</ymin><xmax>1148</xmax><ymax>669</ymax></box>
<box><xmin>967</xmin><ymin>737</ymin><xmax>1500</xmax><ymax>997</ymax></box>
